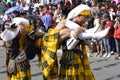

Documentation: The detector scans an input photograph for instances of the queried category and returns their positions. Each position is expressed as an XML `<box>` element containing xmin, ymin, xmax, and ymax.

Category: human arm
<box><xmin>55</xmin><ymin>19</ymin><xmax>85</xmax><ymax>42</ymax></box>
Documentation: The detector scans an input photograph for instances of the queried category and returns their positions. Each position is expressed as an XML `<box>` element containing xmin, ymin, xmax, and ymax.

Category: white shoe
<box><xmin>103</xmin><ymin>53</ymin><xmax>108</xmax><ymax>58</ymax></box>
<box><xmin>110</xmin><ymin>51</ymin><xmax>114</xmax><ymax>54</ymax></box>
<box><xmin>106</xmin><ymin>53</ymin><xmax>112</xmax><ymax>58</ymax></box>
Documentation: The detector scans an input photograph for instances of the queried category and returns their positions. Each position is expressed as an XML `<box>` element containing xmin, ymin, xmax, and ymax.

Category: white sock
<box><xmin>78</xmin><ymin>32</ymin><xmax>95</xmax><ymax>39</ymax></box>
<box><xmin>78</xmin><ymin>28</ymin><xmax>109</xmax><ymax>40</ymax></box>
<box><xmin>66</xmin><ymin>20</ymin><xmax>109</xmax><ymax>40</ymax></box>
<box><xmin>85</xmin><ymin>24</ymin><xmax>99</xmax><ymax>33</ymax></box>
<box><xmin>94</xmin><ymin>28</ymin><xmax>109</xmax><ymax>40</ymax></box>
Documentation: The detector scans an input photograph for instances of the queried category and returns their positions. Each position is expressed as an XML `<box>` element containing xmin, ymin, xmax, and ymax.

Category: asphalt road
<box><xmin>0</xmin><ymin>47</ymin><xmax>120</xmax><ymax>80</ymax></box>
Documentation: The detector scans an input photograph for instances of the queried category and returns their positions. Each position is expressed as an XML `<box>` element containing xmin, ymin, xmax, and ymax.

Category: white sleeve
<box><xmin>78</xmin><ymin>32</ymin><xmax>95</xmax><ymax>39</ymax></box>
<box><xmin>78</xmin><ymin>27</ymin><xmax>109</xmax><ymax>40</ymax></box>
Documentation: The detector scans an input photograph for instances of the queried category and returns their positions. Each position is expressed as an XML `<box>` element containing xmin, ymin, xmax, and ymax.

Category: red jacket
<box><xmin>114</xmin><ymin>23</ymin><xmax>120</xmax><ymax>39</ymax></box>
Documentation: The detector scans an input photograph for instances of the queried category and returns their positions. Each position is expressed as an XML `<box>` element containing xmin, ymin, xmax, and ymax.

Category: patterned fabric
<box><xmin>40</xmin><ymin>28</ymin><xmax>59</xmax><ymax>80</ymax></box>
<box><xmin>19</xmin><ymin>24</ymin><xmax>34</xmax><ymax>51</ymax></box>
<box><xmin>80</xmin><ymin>10</ymin><xmax>91</xmax><ymax>16</ymax></box>
<box><xmin>6</xmin><ymin>51</ymin><xmax>31</xmax><ymax>80</ymax></box>
<box><xmin>5</xmin><ymin>24</ymin><xmax>34</xmax><ymax>80</ymax></box>
<box><xmin>59</xmin><ymin>45</ymin><xmax>95</xmax><ymax>80</ymax></box>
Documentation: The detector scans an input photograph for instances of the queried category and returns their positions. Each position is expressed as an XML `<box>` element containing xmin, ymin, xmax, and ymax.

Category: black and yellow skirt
<box><xmin>6</xmin><ymin>52</ymin><xmax>31</xmax><ymax>80</ymax></box>
<box><xmin>59</xmin><ymin>45</ymin><xmax>95</xmax><ymax>80</ymax></box>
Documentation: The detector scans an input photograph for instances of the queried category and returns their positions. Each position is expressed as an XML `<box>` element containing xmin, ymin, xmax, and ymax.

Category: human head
<box><xmin>101</xmin><ymin>6</ymin><xmax>107</xmax><ymax>12</ymax></box>
<box><xmin>103</xmin><ymin>13</ymin><xmax>110</xmax><ymax>21</ymax></box>
<box><xmin>67</xmin><ymin>4</ymin><xmax>91</xmax><ymax>25</ymax></box>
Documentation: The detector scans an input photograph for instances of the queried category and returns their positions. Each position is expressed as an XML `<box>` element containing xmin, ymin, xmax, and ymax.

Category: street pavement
<box><xmin>0</xmin><ymin>47</ymin><xmax>120</xmax><ymax>80</ymax></box>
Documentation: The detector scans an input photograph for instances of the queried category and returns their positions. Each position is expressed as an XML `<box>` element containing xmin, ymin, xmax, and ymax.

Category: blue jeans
<box><xmin>103</xmin><ymin>38</ymin><xmax>110</xmax><ymax>53</ymax></box>
<box><xmin>109</xmin><ymin>37</ymin><xmax>116</xmax><ymax>52</ymax></box>
<box><xmin>115</xmin><ymin>39</ymin><xmax>120</xmax><ymax>54</ymax></box>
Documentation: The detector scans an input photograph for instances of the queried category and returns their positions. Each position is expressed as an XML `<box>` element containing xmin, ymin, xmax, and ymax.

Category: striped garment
<box><xmin>59</xmin><ymin>45</ymin><xmax>95</xmax><ymax>80</ymax></box>
<box><xmin>6</xmin><ymin>52</ymin><xmax>31</xmax><ymax>80</ymax></box>
<box><xmin>40</xmin><ymin>28</ymin><xmax>60</xmax><ymax>80</ymax></box>
<box><xmin>5</xmin><ymin>24</ymin><xmax>34</xmax><ymax>80</ymax></box>
<box><xmin>38</xmin><ymin>28</ymin><xmax>95</xmax><ymax>80</ymax></box>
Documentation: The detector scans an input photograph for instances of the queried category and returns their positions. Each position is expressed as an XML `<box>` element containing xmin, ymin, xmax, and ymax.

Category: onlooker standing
<box><xmin>114</xmin><ymin>14</ymin><xmax>120</xmax><ymax>59</ymax></box>
<box><xmin>41</xmin><ymin>5</ymin><xmax>52</xmax><ymax>32</ymax></box>
<box><xmin>102</xmin><ymin>13</ymin><xmax>114</xmax><ymax>58</ymax></box>
<box><xmin>94</xmin><ymin>13</ymin><xmax>103</xmax><ymax>57</ymax></box>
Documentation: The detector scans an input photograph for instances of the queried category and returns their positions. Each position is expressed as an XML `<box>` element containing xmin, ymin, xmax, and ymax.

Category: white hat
<box><xmin>66</xmin><ymin>4</ymin><xmax>91</xmax><ymax>20</ymax></box>
<box><xmin>12</xmin><ymin>17</ymin><xmax>29</xmax><ymax>25</ymax></box>
<box><xmin>0</xmin><ymin>17</ymin><xmax>29</xmax><ymax>42</ymax></box>
<box><xmin>0</xmin><ymin>26</ymin><xmax>19</xmax><ymax>42</ymax></box>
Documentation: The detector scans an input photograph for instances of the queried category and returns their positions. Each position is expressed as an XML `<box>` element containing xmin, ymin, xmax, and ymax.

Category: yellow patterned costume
<box><xmin>59</xmin><ymin>43</ymin><xmax>95</xmax><ymax>80</ymax></box>
<box><xmin>37</xmin><ymin>28</ymin><xmax>95</xmax><ymax>80</ymax></box>
<box><xmin>4</xmin><ymin>19</ymin><xmax>34</xmax><ymax>80</ymax></box>
<box><xmin>37</xmin><ymin>28</ymin><xmax>60</xmax><ymax>80</ymax></box>
<box><xmin>58</xmin><ymin>4</ymin><xmax>95</xmax><ymax>80</ymax></box>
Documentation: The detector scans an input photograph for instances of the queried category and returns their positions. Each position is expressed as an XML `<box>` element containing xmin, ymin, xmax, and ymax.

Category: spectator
<box><xmin>102</xmin><ymin>13</ymin><xmax>114</xmax><ymax>58</ymax></box>
<box><xmin>94</xmin><ymin>13</ymin><xmax>104</xmax><ymax>57</ymax></box>
<box><xmin>41</xmin><ymin>5</ymin><xmax>52</xmax><ymax>32</ymax></box>
<box><xmin>114</xmin><ymin>14</ymin><xmax>120</xmax><ymax>59</ymax></box>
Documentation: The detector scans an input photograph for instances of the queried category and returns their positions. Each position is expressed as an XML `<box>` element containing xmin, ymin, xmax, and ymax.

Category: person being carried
<box><xmin>63</xmin><ymin>4</ymin><xmax>111</xmax><ymax>50</ymax></box>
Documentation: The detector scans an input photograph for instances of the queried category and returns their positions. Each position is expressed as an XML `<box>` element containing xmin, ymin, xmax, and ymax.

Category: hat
<box><xmin>0</xmin><ymin>22</ymin><xmax>19</xmax><ymax>42</ymax></box>
<box><xmin>66</xmin><ymin>4</ymin><xmax>91</xmax><ymax>20</ymax></box>
<box><xmin>0</xmin><ymin>17</ymin><xmax>29</xmax><ymax>42</ymax></box>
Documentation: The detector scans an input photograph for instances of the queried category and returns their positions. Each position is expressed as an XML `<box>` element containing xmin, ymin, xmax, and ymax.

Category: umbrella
<box><xmin>5</xmin><ymin>5</ymin><xmax>20</xmax><ymax>15</ymax></box>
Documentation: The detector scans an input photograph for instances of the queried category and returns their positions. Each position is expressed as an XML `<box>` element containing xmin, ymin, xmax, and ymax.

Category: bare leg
<box><xmin>96</xmin><ymin>44</ymin><xmax>100</xmax><ymax>57</ymax></box>
<box><xmin>99</xmin><ymin>44</ymin><xmax>103</xmax><ymax>55</ymax></box>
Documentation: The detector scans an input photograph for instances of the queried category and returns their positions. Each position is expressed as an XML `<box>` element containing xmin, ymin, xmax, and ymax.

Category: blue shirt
<box><xmin>41</xmin><ymin>13</ymin><xmax>52</xmax><ymax>31</ymax></box>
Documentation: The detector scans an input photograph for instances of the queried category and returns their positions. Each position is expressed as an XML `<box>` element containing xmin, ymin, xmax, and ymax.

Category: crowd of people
<box><xmin>84</xmin><ymin>0</ymin><xmax>120</xmax><ymax>60</ymax></box>
<box><xmin>0</xmin><ymin>0</ymin><xmax>120</xmax><ymax>80</ymax></box>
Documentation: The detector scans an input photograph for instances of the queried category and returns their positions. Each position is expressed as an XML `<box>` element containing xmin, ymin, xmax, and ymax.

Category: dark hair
<box><xmin>103</xmin><ymin>13</ymin><xmax>110</xmax><ymax>20</ymax></box>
